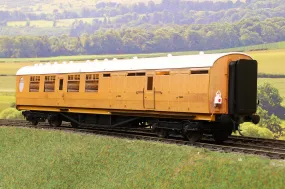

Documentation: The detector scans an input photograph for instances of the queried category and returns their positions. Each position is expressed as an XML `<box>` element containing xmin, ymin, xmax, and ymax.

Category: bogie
<box><xmin>31</xmin><ymin>120</ymin><xmax>38</xmax><ymax>126</ymax></box>
<box><xmin>183</xmin><ymin>131</ymin><xmax>203</xmax><ymax>143</ymax></box>
<box><xmin>48</xmin><ymin>117</ymin><xmax>62</xmax><ymax>127</ymax></box>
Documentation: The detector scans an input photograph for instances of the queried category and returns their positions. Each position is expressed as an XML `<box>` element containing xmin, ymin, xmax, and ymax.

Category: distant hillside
<box><xmin>0</xmin><ymin>0</ymin><xmax>284</xmax><ymax>58</ymax></box>
<box><xmin>0</xmin><ymin>0</ymin><xmax>98</xmax><ymax>13</ymax></box>
<box><xmin>0</xmin><ymin>0</ymin><xmax>244</xmax><ymax>14</ymax></box>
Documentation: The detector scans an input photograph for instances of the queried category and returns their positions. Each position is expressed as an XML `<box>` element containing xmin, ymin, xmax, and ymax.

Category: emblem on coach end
<box><xmin>214</xmin><ymin>90</ymin><xmax>222</xmax><ymax>107</ymax></box>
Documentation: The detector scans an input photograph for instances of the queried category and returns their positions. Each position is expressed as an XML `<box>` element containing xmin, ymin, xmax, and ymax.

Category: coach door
<box><xmin>144</xmin><ymin>75</ymin><xmax>155</xmax><ymax>109</ymax></box>
<box><xmin>57</xmin><ymin>76</ymin><xmax>65</xmax><ymax>105</ymax></box>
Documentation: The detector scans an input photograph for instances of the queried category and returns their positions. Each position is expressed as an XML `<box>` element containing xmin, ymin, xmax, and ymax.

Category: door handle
<box><xmin>116</xmin><ymin>95</ymin><xmax>121</xmax><ymax>98</ymax></box>
<box><xmin>176</xmin><ymin>96</ymin><xmax>183</xmax><ymax>99</ymax></box>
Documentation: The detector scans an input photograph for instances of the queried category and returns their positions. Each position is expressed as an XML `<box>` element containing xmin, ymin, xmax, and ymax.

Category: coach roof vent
<box><xmin>167</xmin><ymin>54</ymin><xmax>172</xmax><ymax>57</ymax></box>
<box><xmin>104</xmin><ymin>59</ymin><xmax>109</xmax><ymax>61</ymax></box>
<box><xmin>133</xmin><ymin>56</ymin><xmax>138</xmax><ymax>59</ymax></box>
<box><xmin>199</xmin><ymin>51</ymin><xmax>204</xmax><ymax>55</ymax></box>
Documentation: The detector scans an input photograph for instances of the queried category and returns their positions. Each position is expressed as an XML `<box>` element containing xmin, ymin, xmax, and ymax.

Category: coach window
<box><xmin>67</xmin><ymin>75</ymin><xmax>80</xmax><ymax>92</ymax></box>
<box><xmin>85</xmin><ymin>74</ymin><xmax>99</xmax><ymax>92</ymax></box>
<box><xmin>44</xmin><ymin>76</ymin><xmax>56</xmax><ymax>92</ymax></box>
<box><xmin>127</xmin><ymin>72</ymin><xmax>146</xmax><ymax>76</ymax></box>
<box><xmin>29</xmin><ymin>76</ymin><xmax>40</xmax><ymax>92</ymax></box>
<box><xmin>190</xmin><ymin>70</ymin><xmax>209</xmax><ymax>74</ymax></box>
<box><xmin>156</xmin><ymin>71</ymin><xmax>170</xmax><ymax>75</ymax></box>
<box><xmin>103</xmin><ymin>73</ymin><xmax>111</xmax><ymax>77</ymax></box>
<box><xmin>147</xmin><ymin>76</ymin><xmax>153</xmax><ymax>91</ymax></box>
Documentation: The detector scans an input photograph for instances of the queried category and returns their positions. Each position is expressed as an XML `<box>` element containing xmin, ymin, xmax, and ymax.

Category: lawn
<box><xmin>0</xmin><ymin>62</ymin><xmax>35</xmax><ymax>75</ymax></box>
<box><xmin>7</xmin><ymin>18</ymin><xmax>100</xmax><ymax>28</ymax></box>
<box><xmin>0</xmin><ymin>126</ymin><xmax>284</xmax><ymax>188</ymax></box>
<box><xmin>0</xmin><ymin>76</ymin><xmax>16</xmax><ymax>112</ymax></box>
<box><xmin>0</xmin><ymin>92</ymin><xmax>15</xmax><ymax>112</ymax></box>
<box><xmin>250</xmin><ymin>49</ymin><xmax>285</xmax><ymax>74</ymax></box>
<box><xmin>7</xmin><ymin>20</ymin><xmax>53</xmax><ymax>27</ymax></box>
<box><xmin>0</xmin><ymin>76</ymin><xmax>16</xmax><ymax>92</ymax></box>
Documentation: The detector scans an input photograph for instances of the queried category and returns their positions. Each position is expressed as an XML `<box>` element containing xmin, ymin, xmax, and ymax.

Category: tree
<box><xmin>256</xmin><ymin>83</ymin><xmax>284</xmax><ymax>138</ymax></box>
<box><xmin>258</xmin><ymin>82</ymin><xmax>282</xmax><ymax>112</ymax></box>
<box><xmin>256</xmin><ymin>107</ymin><xmax>283</xmax><ymax>138</ymax></box>
<box><xmin>26</xmin><ymin>19</ymin><xmax>30</xmax><ymax>27</ymax></box>
<box><xmin>53</xmin><ymin>20</ymin><xmax>57</xmax><ymax>27</ymax></box>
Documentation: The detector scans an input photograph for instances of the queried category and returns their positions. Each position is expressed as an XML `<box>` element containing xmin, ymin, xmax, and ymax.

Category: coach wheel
<box><xmin>31</xmin><ymin>120</ymin><xmax>38</xmax><ymax>126</ymax></box>
<box><xmin>213</xmin><ymin>130</ymin><xmax>229</xmax><ymax>144</ymax></box>
<box><xmin>48</xmin><ymin>117</ymin><xmax>62</xmax><ymax>127</ymax></box>
<box><xmin>184</xmin><ymin>131</ymin><xmax>202</xmax><ymax>143</ymax></box>
<box><xmin>157</xmin><ymin>129</ymin><xmax>169</xmax><ymax>138</ymax></box>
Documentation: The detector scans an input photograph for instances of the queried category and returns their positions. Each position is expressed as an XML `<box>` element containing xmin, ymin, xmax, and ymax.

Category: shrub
<box><xmin>240</xmin><ymin>123</ymin><xmax>274</xmax><ymax>139</ymax></box>
<box><xmin>0</xmin><ymin>108</ymin><xmax>24</xmax><ymax>120</ymax></box>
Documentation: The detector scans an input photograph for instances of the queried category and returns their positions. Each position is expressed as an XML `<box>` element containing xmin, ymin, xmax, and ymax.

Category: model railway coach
<box><xmin>16</xmin><ymin>52</ymin><xmax>260</xmax><ymax>143</ymax></box>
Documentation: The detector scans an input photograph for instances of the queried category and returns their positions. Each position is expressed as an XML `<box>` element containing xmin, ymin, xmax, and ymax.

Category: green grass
<box><xmin>0</xmin><ymin>62</ymin><xmax>34</xmax><ymax>75</ymax></box>
<box><xmin>7</xmin><ymin>18</ymin><xmax>102</xmax><ymax>28</ymax></box>
<box><xmin>251</xmin><ymin>49</ymin><xmax>285</xmax><ymax>74</ymax></box>
<box><xmin>0</xmin><ymin>92</ymin><xmax>15</xmax><ymax>112</ymax></box>
<box><xmin>0</xmin><ymin>76</ymin><xmax>16</xmax><ymax>112</ymax></box>
<box><xmin>0</xmin><ymin>126</ymin><xmax>284</xmax><ymax>188</ymax></box>
<box><xmin>0</xmin><ymin>76</ymin><xmax>16</xmax><ymax>92</ymax></box>
<box><xmin>8</xmin><ymin>20</ymin><xmax>54</xmax><ymax>27</ymax></box>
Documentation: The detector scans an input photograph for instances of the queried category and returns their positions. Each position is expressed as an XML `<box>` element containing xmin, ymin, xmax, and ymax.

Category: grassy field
<box><xmin>1</xmin><ymin>0</ymin><xmax>162</xmax><ymax>14</ymax></box>
<box><xmin>0</xmin><ymin>126</ymin><xmax>283</xmax><ymax>188</ymax></box>
<box><xmin>0</xmin><ymin>76</ymin><xmax>15</xmax><ymax>91</ymax></box>
<box><xmin>7</xmin><ymin>18</ymin><xmax>101</xmax><ymax>28</ymax></box>
<box><xmin>250</xmin><ymin>50</ymin><xmax>285</xmax><ymax>74</ymax></box>
<box><xmin>0</xmin><ymin>76</ymin><xmax>16</xmax><ymax>112</ymax></box>
<box><xmin>0</xmin><ymin>62</ymin><xmax>34</xmax><ymax>75</ymax></box>
<box><xmin>0</xmin><ymin>92</ymin><xmax>15</xmax><ymax>112</ymax></box>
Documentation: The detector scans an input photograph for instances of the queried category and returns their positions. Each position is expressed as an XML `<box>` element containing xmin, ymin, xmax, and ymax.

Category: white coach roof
<box><xmin>16</xmin><ymin>52</ymin><xmax>252</xmax><ymax>75</ymax></box>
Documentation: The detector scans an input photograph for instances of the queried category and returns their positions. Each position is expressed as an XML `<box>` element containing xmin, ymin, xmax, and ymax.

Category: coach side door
<box><xmin>56</xmin><ymin>76</ymin><xmax>65</xmax><ymax>106</ymax></box>
<box><xmin>144</xmin><ymin>75</ymin><xmax>155</xmax><ymax>109</ymax></box>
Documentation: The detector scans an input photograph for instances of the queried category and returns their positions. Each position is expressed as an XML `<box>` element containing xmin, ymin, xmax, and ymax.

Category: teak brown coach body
<box><xmin>16</xmin><ymin>52</ymin><xmax>260</xmax><ymax>142</ymax></box>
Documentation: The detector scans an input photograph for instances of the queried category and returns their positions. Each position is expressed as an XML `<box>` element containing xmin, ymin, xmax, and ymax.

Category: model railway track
<box><xmin>1</xmin><ymin>119</ymin><xmax>285</xmax><ymax>160</ymax></box>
